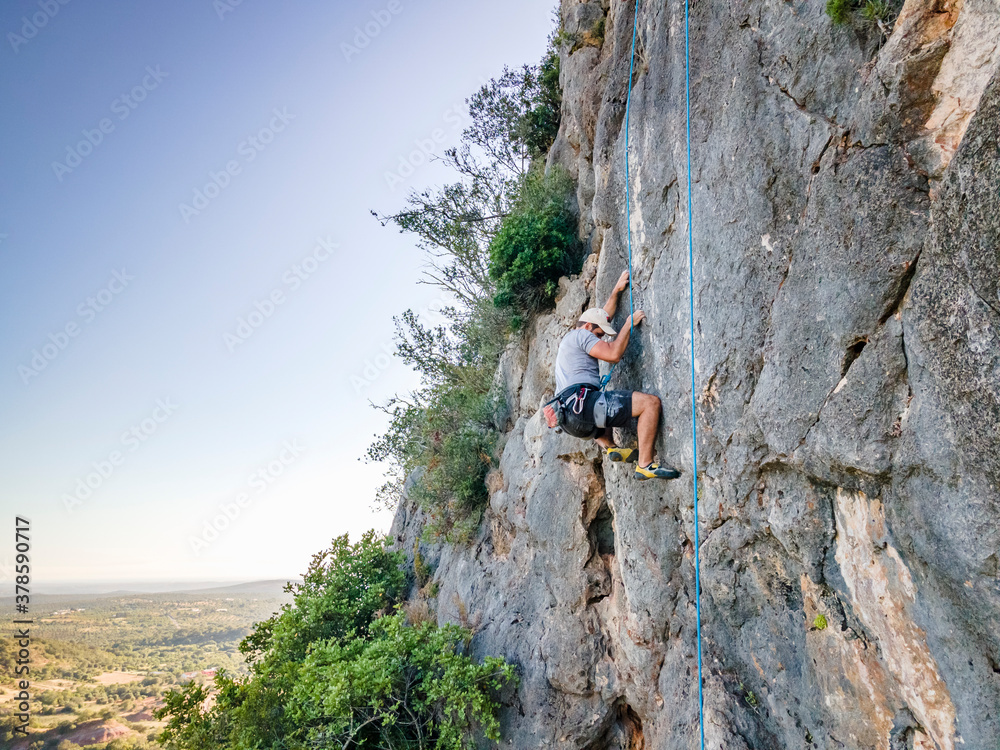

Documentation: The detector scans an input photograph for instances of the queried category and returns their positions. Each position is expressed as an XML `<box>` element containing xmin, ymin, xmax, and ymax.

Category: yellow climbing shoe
<box><xmin>634</xmin><ymin>462</ymin><xmax>681</xmax><ymax>481</ymax></box>
<box><xmin>605</xmin><ymin>447</ymin><xmax>638</xmax><ymax>463</ymax></box>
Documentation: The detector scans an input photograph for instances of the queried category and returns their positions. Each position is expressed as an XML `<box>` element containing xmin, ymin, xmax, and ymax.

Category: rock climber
<box><xmin>549</xmin><ymin>270</ymin><xmax>680</xmax><ymax>480</ymax></box>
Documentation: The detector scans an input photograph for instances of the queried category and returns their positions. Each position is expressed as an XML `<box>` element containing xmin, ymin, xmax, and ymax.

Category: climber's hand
<box><xmin>614</xmin><ymin>270</ymin><xmax>630</xmax><ymax>293</ymax></box>
<box><xmin>629</xmin><ymin>310</ymin><xmax>646</xmax><ymax>328</ymax></box>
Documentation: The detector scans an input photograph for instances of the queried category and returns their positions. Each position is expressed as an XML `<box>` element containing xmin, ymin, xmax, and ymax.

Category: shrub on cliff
<box><xmin>367</xmin><ymin>304</ymin><xmax>507</xmax><ymax>542</ymax></box>
<box><xmin>489</xmin><ymin>167</ymin><xmax>580</xmax><ymax>314</ymax></box>
<box><xmin>291</xmin><ymin>612</ymin><xmax>515</xmax><ymax>749</ymax></box>
<box><xmin>156</xmin><ymin>532</ymin><xmax>514</xmax><ymax>750</ymax></box>
<box><xmin>826</xmin><ymin>0</ymin><xmax>899</xmax><ymax>27</ymax></box>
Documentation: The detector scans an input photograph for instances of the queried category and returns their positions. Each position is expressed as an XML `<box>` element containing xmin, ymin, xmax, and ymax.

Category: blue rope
<box><xmin>684</xmin><ymin>0</ymin><xmax>706</xmax><ymax>746</ymax></box>
<box><xmin>610</xmin><ymin>7</ymin><xmax>705</xmax><ymax>744</ymax></box>
<box><xmin>624</xmin><ymin>0</ymin><xmax>637</xmax><ymax>340</ymax></box>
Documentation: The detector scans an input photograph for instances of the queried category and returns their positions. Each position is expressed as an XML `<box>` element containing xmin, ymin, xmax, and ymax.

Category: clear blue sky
<box><xmin>0</xmin><ymin>0</ymin><xmax>554</xmax><ymax>586</ymax></box>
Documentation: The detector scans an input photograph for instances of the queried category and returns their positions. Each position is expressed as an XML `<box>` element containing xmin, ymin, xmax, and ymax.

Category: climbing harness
<box><xmin>564</xmin><ymin>385</ymin><xmax>589</xmax><ymax>418</ymax></box>
<box><xmin>543</xmin><ymin>384</ymin><xmax>591</xmax><ymax>432</ymax></box>
<box><xmin>544</xmin><ymin>383</ymin><xmax>612</xmax><ymax>439</ymax></box>
<box><xmin>566</xmin><ymin>385</ymin><xmax>608</xmax><ymax>429</ymax></box>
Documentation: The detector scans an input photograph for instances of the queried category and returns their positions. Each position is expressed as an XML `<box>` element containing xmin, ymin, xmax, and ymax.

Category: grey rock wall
<box><xmin>390</xmin><ymin>0</ymin><xmax>1000</xmax><ymax>747</ymax></box>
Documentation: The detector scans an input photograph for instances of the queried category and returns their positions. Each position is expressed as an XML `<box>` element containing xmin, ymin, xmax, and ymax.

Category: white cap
<box><xmin>578</xmin><ymin>308</ymin><xmax>617</xmax><ymax>335</ymax></box>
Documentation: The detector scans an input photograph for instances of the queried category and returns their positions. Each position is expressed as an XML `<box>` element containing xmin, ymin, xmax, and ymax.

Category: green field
<box><xmin>1</xmin><ymin>582</ymin><xmax>292</xmax><ymax>750</ymax></box>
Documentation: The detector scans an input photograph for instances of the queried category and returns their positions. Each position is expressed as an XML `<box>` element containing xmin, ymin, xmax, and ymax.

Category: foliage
<box><xmin>370</xmin><ymin>30</ymin><xmax>572</xmax><ymax>539</ymax></box>
<box><xmin>414</xmin><ymin>543</ymin><xmax>433</xmax><ymax>588</ymax></box>
<box><xmin>245</xmin><ymin>532</ymin><xmax>408</xmax><ymax>669</ymax></box>
<box><xmin>291</xmin><ymin>613</ymin><xmax>516</xmax><ymax>749</ymax></box>
<box><xmin>156</xmin><ymin>533</ymin><xmax>515</xmax><ymax>750</ymax></box>
<box><xmin>826</xmin><ymin>0</ymin><xmax>899</xmax><ymax>29</ymax></box>
<box><xmin>825</xmin><ymin>0</ymin><xmax>854</xmax><ymax>25</ymax></box>
<box><xmin>516</xmin><ymin>48</ymin><xmax>562</xmax><ymax>161</ymax></box>
<box><xmin>374</xmin><ymin>46</ymin><xmax>562</xmax><ymax>309</ymax></box>
<box><xmin>860</xmin><ymin>0</ymin><xmax>893</xmax><ymax>23</ymax></box>
<box><xmin>373</xmin><ymin>39</ymin><xmax>563</xmax><ymax>303</ymax></box>
<box><xmin>157</xmin><ymin>683</ymin><xmax>216</xmax><ymax>750</ymax></box>
<box><xmin>553</xmin><ymin>15</ymin><xmax>606</xmax><ymax>55</ymax></box>
<box><xmin>489</xmin><ymin>167</ymin><xmax>580</xmax><ymax>313</ymax></box>
<box><xmin>366</xmin><ymin>312</ymin><xmax>505</xmax><ymax>542</ymax></box>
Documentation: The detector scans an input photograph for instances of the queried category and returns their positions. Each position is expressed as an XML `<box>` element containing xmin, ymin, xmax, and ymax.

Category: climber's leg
<box><xmin>632</xmin><ymin>390</ymin><xmax>661</xmax><ymax>467</ymax></box>
<box><xmin>631</xmin><ymin>390</ymin><xmax>681</xmax><ymax>480</ymax></box>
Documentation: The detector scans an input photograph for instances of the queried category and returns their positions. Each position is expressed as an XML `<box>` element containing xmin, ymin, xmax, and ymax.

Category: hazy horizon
<box><xmin>3</xmin><ymin>577</ymin><xmax>296</xmax><ymax>597</ymax></box>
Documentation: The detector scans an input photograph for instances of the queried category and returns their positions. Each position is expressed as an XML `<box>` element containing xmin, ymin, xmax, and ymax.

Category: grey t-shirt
<box><xmin>555</xmin><ymin>328</ymin><xmax>601</xmax><ymax>392</ymax></box>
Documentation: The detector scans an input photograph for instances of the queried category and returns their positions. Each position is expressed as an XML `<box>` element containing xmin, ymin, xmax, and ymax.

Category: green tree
<box><xmin>291</xmin><ymin>613</ymin><xmax>515</xmax><ymax>750</ymax></box>
<box><xmin>157</xmin><ymin>533</ymin><xmax>514</xmax><ymax>750</ymax></box>
<box><xmin>374</xmin><ymin>40</ymin><xmax>564</xmax><ymax>309</ymax></box>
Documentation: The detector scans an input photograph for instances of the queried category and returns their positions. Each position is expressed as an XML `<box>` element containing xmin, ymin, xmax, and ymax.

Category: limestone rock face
<box><xmin>390</xmin><ymin>1</ymin><xmax>1000</xmax><ymax>747</ymax></box>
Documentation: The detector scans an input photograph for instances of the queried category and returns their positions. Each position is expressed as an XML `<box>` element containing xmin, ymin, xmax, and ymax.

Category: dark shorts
<box><xmin>558</xmin><ymin>385</ymin><xmax>633</xmax><ymax>440</ymax></box>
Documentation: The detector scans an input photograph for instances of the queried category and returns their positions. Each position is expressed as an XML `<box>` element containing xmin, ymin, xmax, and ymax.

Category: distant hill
<box><xmin>175</xmin><ymin>579</ymin><xmax>293</xmax><ymax>596</ymax></box>
<box><xmin>0</xmin><ymin>579</ymin><xmax>293</xmax><ymax>603</ymax></box>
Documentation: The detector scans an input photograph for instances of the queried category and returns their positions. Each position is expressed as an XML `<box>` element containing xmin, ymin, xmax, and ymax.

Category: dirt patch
<box><xmin>95</xmin><ymin>671</ymin><xmax>144</xmax><ymax>685</ymax></box>
<box><xmin>66</xmin><ymin>720</ymin><xmax>135</xmax><ymax>746</ymax></box>
<box><xmin>11</xmin><ymin>720</ymin><xmax>136</xmax><ymax>750</ymax></box>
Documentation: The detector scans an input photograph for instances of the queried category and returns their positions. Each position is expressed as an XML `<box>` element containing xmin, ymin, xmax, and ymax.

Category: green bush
<box><xmin>243</xmin><ymin>531</ymin><xmax>408</xmax><ymax>668</ymax></box>
<box><xmin>826</xmin><ymin>0</ymin><xmax>898</xmax><ymax>27</ymax></box>
<box><xmin>370</xmin><ymin>359</ymin><xmax>503</xmax><ymax>543</ymax></box>
<box><xmin>826</xmin><ymin>0</ymin><xmax>853</xmax><ymax>24</ymax></box>
<box><xmin>489</xmin><ymin>167</ymin><xmax>580</xmax><ymax>312</ymax></box>
<box><xmin>156</xmin><ymin>533</ymin><xmax>515</xmax><ymax>750</ymax></box>
<box><xmin>291</xmin><ymin>613</ymin><xmax>515</xmax><ymax>749</ymax></box>
<box><xmin>368</xmin><ymin>300</ymin><xmax>514</xmax><ymax>542</ymax></box>
<box><xmin>861</xmin><ymin>0</ymin><xmax>893</xmax><ymax>22</ymax></box>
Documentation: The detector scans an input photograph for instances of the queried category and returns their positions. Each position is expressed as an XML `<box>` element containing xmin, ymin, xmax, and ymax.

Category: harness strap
<box><xmin>562</xmin><ymin>384</ymin><xmax>590</xmax><ymax>416</ymax></box>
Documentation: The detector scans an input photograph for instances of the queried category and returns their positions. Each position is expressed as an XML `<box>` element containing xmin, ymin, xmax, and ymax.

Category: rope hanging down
<box><xmin>684</xmin><ymin>0</ymin><xmax>706</xmax><ymax>746</ymax></box>
<box><xmin>607</xmin><ymin>1</ymin><xmax>706</xmax><ymax>747</ymax></box>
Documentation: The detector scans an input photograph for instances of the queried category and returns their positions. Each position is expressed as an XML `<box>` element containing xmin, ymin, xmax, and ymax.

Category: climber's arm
<box><xmin>602</xmin><ymin>271</ymin><xmax>631</xmax><ymax>318</ymax></box>
<box><xmin>589</xmin><ymin>310</ymin><xmax>645</xmax><ymax>364</ymax></box>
